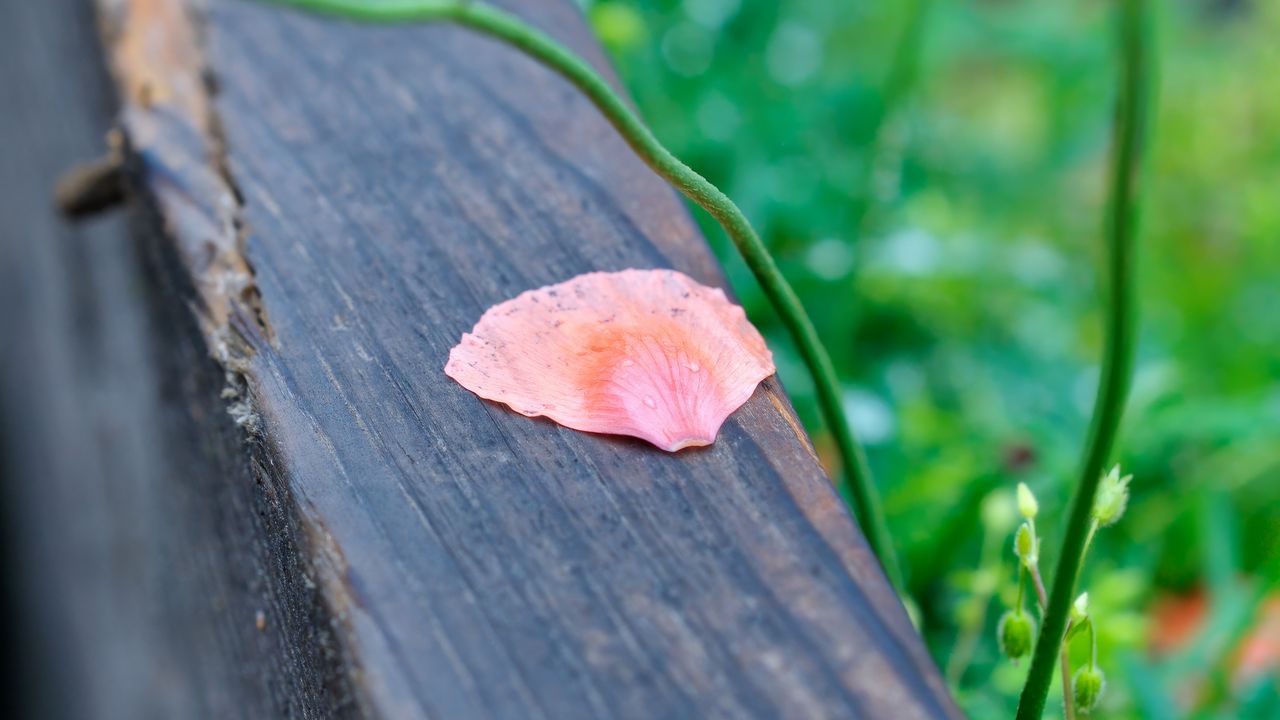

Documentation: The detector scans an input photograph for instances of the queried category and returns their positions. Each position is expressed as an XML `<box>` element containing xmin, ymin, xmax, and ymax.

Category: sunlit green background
<box><xmin>584</xmin><ymin>0</ymin><xmax>1280</xmax><ymax>716</ymax></box>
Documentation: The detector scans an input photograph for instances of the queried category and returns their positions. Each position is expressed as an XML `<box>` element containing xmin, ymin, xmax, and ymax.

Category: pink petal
<box><xmin>445</xmin><ymin>269</ymin><xmax>776</xmax><ymax>451</ymax></box>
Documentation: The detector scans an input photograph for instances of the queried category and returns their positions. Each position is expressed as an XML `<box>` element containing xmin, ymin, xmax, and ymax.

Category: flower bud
<box><xmin>1016</xmin><ymin>482</ymin><xmax>1039</xmax><ymax>519</ymax></box>
<box><xmin>1073</xmin><ymin>666</ymin><xmax>1106</xmax><ymax>714</ymax></box>
<box><xmin>1066</xmin><ymin>592</ymin><xmax>1092</xmax><ymax>641</ymax></box>
<box><xmin>997</xmin><ymin>610</ymin><xmax>1035</xmax><ymax>661</ymax></box>
<box><xmin>1071</xmin><ymin>592</ymin><xmax>1090</xmax><ymax>624</ymax></box>
<box><xmin>1092</xmin><ymin>464</ymin><xmax>1132</xmax><ymax>527</ymax></box>
<box><xmin>1015</xmin><ymin>522</ymin><xmax>1038</xmax><ymax>566</ymax></box>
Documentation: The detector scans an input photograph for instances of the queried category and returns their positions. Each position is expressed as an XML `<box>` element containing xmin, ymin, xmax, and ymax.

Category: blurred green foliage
<box><xmin>585</xmin><ymin>0</ymin><xmax>1280</xmax><ymax>715</ymax></box>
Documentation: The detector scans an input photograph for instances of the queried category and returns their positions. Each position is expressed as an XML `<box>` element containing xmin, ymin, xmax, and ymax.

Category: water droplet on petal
<box><xmin>686</xmin><ymin>361</ymin><xmax>700</xmax><ymax>372</ymax></box>
<box><xmin>643</xmin><ymin>396</ymin><xmax>657</xmax><ymax>409</ymax></box>
<box><xmin>621</xmin><ymin>359</ymin><xmax>635</xmax><ymax>367</ymax></box>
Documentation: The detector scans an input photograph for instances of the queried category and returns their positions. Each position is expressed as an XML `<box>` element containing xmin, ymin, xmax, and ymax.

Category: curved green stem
<box><xmin>255</xmin><ymin>0</ymin><xmax>903</xmax><ymax>590</ymax></box>
<box><xmin>1027</xmin><ymin>560</ymin><xmax>1076</xmax><ymax>719</ymax></box>
<box><xmin>1016</xmin><ymin>0</ymin><xmax>1149</xmax><ymax>717</ymax></box>
<box><xmin>1016</xmin><ymin>564</ymin><xmax>1026</xmax><ymax>614</ymax></box>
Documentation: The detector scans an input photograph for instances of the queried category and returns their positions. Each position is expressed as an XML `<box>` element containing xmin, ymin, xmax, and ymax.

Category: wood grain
<box><xmin>87</xmin><ymin>0</ymin><xmax>961</xmax><ymax>716</ymax></box>
<box><xmin>1</xmin><ymin>1</ymin><xmax>347</xmax><ymax>717</ymax></box>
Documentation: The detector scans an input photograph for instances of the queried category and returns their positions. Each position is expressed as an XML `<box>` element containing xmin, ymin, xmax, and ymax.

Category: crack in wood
<box><xmin>96</xmin><ymin>0</ymin><xmax>272</xmax><ymax>361</ymax></box>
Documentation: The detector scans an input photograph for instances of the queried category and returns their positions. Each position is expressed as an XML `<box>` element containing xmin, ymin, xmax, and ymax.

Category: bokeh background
<box><xmin>582</xmin><ymin>0</ymin><xmax>1280</xmax><ymax>716</ymax></box>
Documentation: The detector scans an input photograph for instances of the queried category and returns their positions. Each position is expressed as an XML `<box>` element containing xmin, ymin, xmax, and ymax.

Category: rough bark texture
<box><xmin>1</xmin><ymin>0</ymin><xmax>958</xmax><ymax>717</ymax></box>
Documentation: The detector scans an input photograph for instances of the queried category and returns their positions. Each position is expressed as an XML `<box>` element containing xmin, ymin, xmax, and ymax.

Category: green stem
<box><xmin>1016</xmin><ymin>0</ymin><xmax>1149</xmax><ymax>717</ymax></box>
<box><xmin>1028</xmin><ymin>562</ymin><xmax>1047</xmax><ymax>610</ymax></box>
<box><xmin>1016</xmin><ymin>564</ymin><xmax>1026</xmax><ymax>614</ymax></box>
<box><xmin>1028</xmin><ymin>561</ymin><xmax>1076</xmax><ymax>720</ymax></box>
<box><xmin>1062</xmin><ymin>621</ymin><xmax>1077</xmax><ymax>720</ymax></box>
<box><xmin>254</xmin><ymin>1</ymin><xmax>904</xmax><ymax>590</ymax></box>
<box><xmin>1083</xmin><ymin>519</ymin><xmax>1100</xmax><ymax>561</ymax></box>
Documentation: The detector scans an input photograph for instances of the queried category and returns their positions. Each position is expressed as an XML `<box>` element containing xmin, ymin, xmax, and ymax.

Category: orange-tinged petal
<box><xmin>445</xmin><ymin>269</ymin><xmax>775</xmax><ymax>451</ymax></box>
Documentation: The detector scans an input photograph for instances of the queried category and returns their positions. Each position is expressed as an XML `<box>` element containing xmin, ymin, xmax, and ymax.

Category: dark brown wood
<box><xmin>1</xmin><ymin>1</ymin><xmax>349</xmax><ymax>718</ymax></box>
<box><xmin>4</xmin><ymin>0</ymin><xmax>959</xmax><ymax>716</ymax></box>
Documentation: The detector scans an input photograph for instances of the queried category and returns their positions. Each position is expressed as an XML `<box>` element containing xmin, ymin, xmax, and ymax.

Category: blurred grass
<box><xmin>584</xmin><ymin>0</ymin><xmax>1280</xmax><ymax>716</ymax></box>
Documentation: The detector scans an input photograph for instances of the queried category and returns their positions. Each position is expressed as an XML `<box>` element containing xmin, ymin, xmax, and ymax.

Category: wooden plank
<box><xmin>90</xmin><ymin>0</ymin><xmax>960</xmax><ymax>716</ymax></box>
<box><xmin>0</xmin><ymin>1</ymin><xmax>349</xmax><ymax>717</ymax></box>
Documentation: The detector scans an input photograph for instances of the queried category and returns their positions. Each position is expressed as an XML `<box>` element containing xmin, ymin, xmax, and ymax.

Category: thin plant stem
<box><xmin>1029</xmin><ymin>565</ymin><xmax>1047</xmax><ymax>609</ymax></box>
<box><xmin>1061</xmin><ymin>629</ymin><xmax>1076</xmax><ymax>720</ymax></box>
<box><xmin>1083</xmin><ymin>520</ymin><xmax>1100</xmax><ymax>561</ymax></box>
<box><xmin>1028</xmin><ymin>562</ymin><xmax>1076</xmax><ymax>720</ymax></box>
<box><xmin>1016</xmin><ymin>0</ymin><xmax>1149</xmax><ymax>717</ymax></box>
<box><xmin>254</xmin><ymin>0</ymin><xmax>904</xmax><ymax>590</ymax></box>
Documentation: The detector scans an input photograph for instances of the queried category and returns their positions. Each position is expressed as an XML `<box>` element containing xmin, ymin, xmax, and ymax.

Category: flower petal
<box><xmin>445</xmin><ymin>269</ymin><xmax>775</xmax><ymax>451</ymax></box>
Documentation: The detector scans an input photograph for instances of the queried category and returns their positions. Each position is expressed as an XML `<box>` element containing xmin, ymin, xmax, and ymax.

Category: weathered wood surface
<box><xmin>1</xmin><ymin>1</ymin><xmax>346</xmax><ymax>718</ymax></box>
<box><xmin>3</xmin><ymin>0</ymin><xmax>959</xmax><ymax>716</ymax></box>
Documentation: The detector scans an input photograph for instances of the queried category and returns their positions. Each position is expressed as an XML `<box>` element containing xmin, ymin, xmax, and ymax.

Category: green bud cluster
<box><xmin>995</xmin><ymin>468</ymin><xmax>1133</xmax><ymax>716</ymax></box>
<box><xmin>997</xmin><ymin>610</ymin><xmax>1035</xmax><ymax>661</ymax></box>
<box><xmin>1073</xmin><ymin>666</ymin><xmax>1106</xmax><ymax>714</ymax></box>
<box><xmin>1015</xmin><ymin>522</ymin><xmax>1038</xmax><ymax>567</ymax></box>
<box><xmin>1092</xmin><ymin>464</ymin><xmax>1132</xmax><ymax>527</ymax></box>
<box><xmin>1071</xmin><ymin>592</ymin><xmax>1090</xmax><ymax>625</ymax></box>
<box><xmin>1016</xmin><ymin>482</ymin><xmax>1039</xmax><ymax>520</ymax></box>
